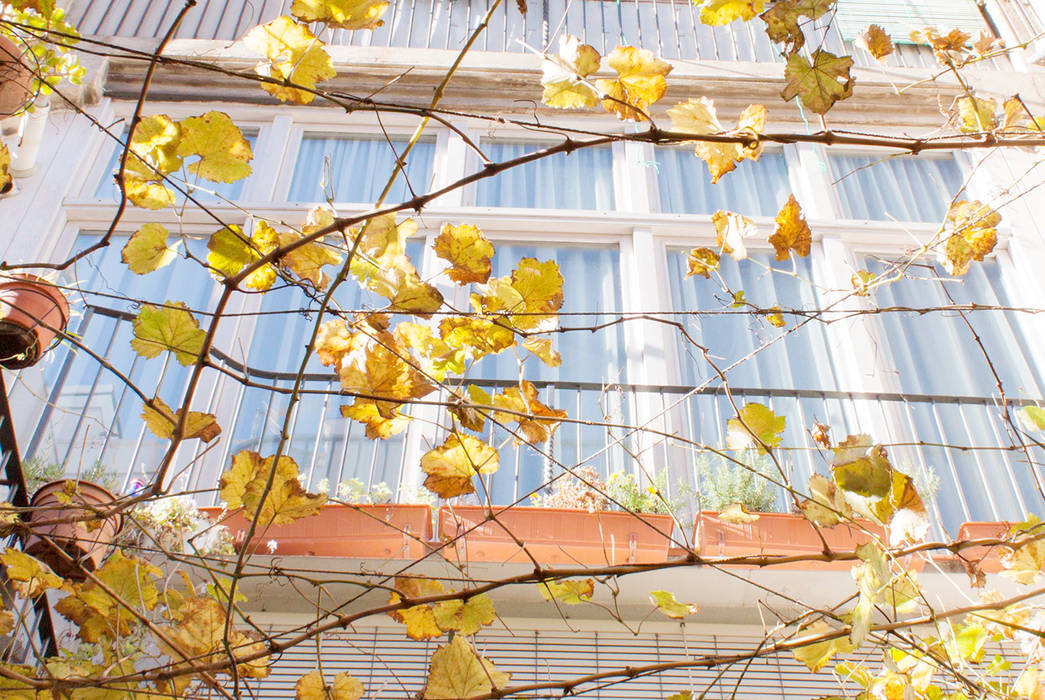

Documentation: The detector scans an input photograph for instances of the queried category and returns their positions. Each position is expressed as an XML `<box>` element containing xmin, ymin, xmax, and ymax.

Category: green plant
<box><xmin>118</xmin><ymin>494</ymin><xmax>234</xmax><ymax>557</ymax></box>
<box><xmin>606</xmin><ymin>470</ymin><xmax>675</xmax><ymax>515</ymax></box>
<box><xmin>21</xmin><ymin>455</ymin><xmax>118</xmax><ymax>493</ymax></box>
<box><xmin>696</xmin><ymin>451</ymin><xmax>780</xmax><ymax>513</ymax></box>
<box><xmin>3</xmin><ymin>2</ymin><xmax>84</xmax><ymax>101</ymax></box>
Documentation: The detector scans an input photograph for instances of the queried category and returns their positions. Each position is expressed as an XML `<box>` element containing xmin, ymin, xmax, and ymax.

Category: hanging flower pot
<box><xmin>0</xmin><ymin>275</ymin><xmax>70</xmax><ymax>369</ymax></box>
<box><xmin>23</xmin><ymin>480</ymin><xmax>124</xmax><ymax>579</ymax></box>
<box><xmin>0</xmin><ymin>34</ymin><xmax>32</xmax><ymax>118</ymax></box>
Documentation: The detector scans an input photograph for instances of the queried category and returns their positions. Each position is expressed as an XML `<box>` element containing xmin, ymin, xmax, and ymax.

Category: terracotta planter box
<box><xmin>201</xmin><ymin>504</ymin><xmax>433</xmax><ymax>559</ymax></box>
<box><xmin>23</xmin><ymin>480</ymin><xmax>123</xmax><ymax>579</ymax></box>
<box><xmin>955</xmin><ymin>521</ymin><xmax>1015</xmax><ymax>573</ymax></box>
<box><xmin>697</xmin><ymin>511</ymin><xmax>888</xmax><ymax>570</ymax></box>
<box><xmin>438</xmin><ymin>505</ymin><xmax>675</xmax><ymax>565</ymax></box>
<box><xmin>0</xmin><ymin>275</ymin><xmax>70</xmax><ymax>369</ymax></box>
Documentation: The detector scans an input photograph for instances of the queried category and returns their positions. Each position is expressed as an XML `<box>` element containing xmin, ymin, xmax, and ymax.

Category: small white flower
<box><xmin>266</xmin><ymin>539</ymin><xmax>278</xmax><ymax>554</ymax></box>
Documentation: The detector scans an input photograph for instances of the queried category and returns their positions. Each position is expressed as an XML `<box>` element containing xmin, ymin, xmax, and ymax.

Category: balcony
<box><xmin>66</xmin><ymin>0</ymin><xmax>1015</xmax><ymax>70</ymax></box>
<box><xmin>12</xmin><ymin>304</ymin><xmax>1041</xmax><ymax>537</ymax></box>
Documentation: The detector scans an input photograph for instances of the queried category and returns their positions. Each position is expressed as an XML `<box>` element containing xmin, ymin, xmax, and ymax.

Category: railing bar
<box><xmin>366</xmin><ymin>418</ymin><xmax>381</xmax><ymax>491</ymax></box>
<box><xmin>956</xmin><ymin>401</ymin><xmax>1002</xmax><ymax>521</ymax></box>
<box><xmin>929</xmin><ymin>400</ymin><xmax>973</xmax><ymax>522</ymax></box>
<box><xmin>58</xmin><ymin>318</ymin><xmax>122</xmax><ymax>471</ymax></box>
<box><xmin>26</xmin><ymin>307</ymin><xmax>96</xmax><ymax>459</ymax></box>
<box><xmin>125</xmin><ymin>351</ymin><xmax>176</xmax><ymax>492</ymax></box>
<box><xmin>97</xmin><ymin>352</ymin><xmax>142</xmax><ymax>470</ymax></box>
<box><xmin>984</xmin><ymin>402</ymin><xmax>1029</xmax><ymax>516</ymax></box>
<box><xmin>334</xmin><ymin>385</ymin><xmax>354</xmax><ymax>493</ymax></box>
<box><xmin>305</xmin><ymin>386</ymin><xmax>332</xmax><ymax>491</ymax></box>
<box><xmin>209</xmin><ymin>379</ymin><xmax>249</xmax><ymax>505</ymax></box>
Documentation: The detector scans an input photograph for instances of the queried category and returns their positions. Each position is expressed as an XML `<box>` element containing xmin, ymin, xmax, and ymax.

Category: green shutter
<box><xmin>834</xmin><ymin>0</ymin><xmax>989</xmax><ymax>42</ymax></box>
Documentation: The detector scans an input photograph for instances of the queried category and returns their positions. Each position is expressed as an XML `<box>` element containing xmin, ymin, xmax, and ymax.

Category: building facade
<box><xmin>2</xmin><ymin>0</ymin><xmax>1045</xmax><ymax>697</ymax></box>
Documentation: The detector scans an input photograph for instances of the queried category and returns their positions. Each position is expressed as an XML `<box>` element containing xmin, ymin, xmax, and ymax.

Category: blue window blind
<box><xmin>94</xmin><ymin>132</ymin><xmax>257</xmax><ymax>202</ymax></box>
<box><xmin>468</xmin><ymin>245</ymin><xmax>630</xmax><ymax>505</ymax></box>
<box><xmin>288</xmin><ymin>135</ymin><xmax>436</xmax><ymax>205</ymax></box>
<box><xmin>829</xmin><ymin>153</ymin><xmax>965</xmax><ymax>222</ymax></box>
<box><xmin>867</xmin><ymin>258</ymin><xmax>1045</xmax><ymax>530</ymax></box>
<box><xmin>657</xmin><ymin>150</ymin><xmax>790</xmax><ymax>216</ymax></box>
<box><xmin>474</xmin><ymin>142</ymin><xmax>615</xmax><ymax>210</ymax></box>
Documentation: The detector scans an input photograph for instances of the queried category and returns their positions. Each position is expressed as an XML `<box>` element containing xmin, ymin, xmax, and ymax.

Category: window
<box><xmin>828</xmin><ymin>153</ymin><xmax>965</xmax><ymax>222</ymax></box>
<box><xmin>288</xmin><ymin>135</ymin><xmax>436</xmax><ymax>204</ymax></box>
<box><xmin>657</xmin><ymin>150</ymin><xmax>789</xmax><ymax>216</ymax></box>
<box><xmin>474</xmin><ymin>141</ymin><xmax>615</xmax><ymax>209</ymax></box>
<box><xmin>866</xmin><ymin>257</ymin><xmax>1045</xmax><ymax>528</ymax></box>
<box><xmin>93</xmin><ymin>132</ymin><xmax>258</xmax><ymax>202</ymax></box>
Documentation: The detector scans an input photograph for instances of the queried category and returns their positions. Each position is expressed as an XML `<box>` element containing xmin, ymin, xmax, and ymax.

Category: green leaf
<box><xmin>176</xmin><ymin>111</ymin><xmax>253</xmax><ymax>184</ymax></box>
<box><xmin>121</xmin><ymin>223</ymin><xmax>179</xmax><ymax>275</ymax></box>
<box><xmin>830</xmin><ymin>435</ymin><xmax>891</xmax><ymax>498</ymax></box>
<box><xmin>130</xmin><ymin>301</ymin><xmax>207</xmax><ymax>366</ymax></box>
<box><xmin>538</xmin><ymin>579</ymin><xmax>594</xmax><ymax>604</ymax></box>
<box><xmin>781</xmin><ymin>50</ymin><xmax>854</xmax><ymax>114</ymax></box>
<box><xmin>1018</xmin><ymin>406</ymin><xmax>1045</xmax><ymax>431</ymax></box>
<box><xmin>650</xmin><ymin>591</ymin><xmax>699</xmax><ymax>618</ymax></box>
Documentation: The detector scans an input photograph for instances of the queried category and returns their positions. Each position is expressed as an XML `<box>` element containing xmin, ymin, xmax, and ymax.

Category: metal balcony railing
<box><xmin>66</xmin><ymin>0</ymin><xmax>1013</xmax><ymax>70</ymax></box>
<box><xmin>0</xmin><ymin>375</ymin><xmax>59</xmax><ymax>662</ymax></box>
<box><xmin>11</xmin><ymin>305</ymin><xmax>1043</xmax><ymax>537</ymax></box>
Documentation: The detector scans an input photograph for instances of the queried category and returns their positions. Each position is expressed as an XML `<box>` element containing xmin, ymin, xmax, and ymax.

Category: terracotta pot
<box><xmin>23</xmin><ymin>480</ymin><xmax>123</xmax><ymax>580</ymax></box>
<box><xmin>0</xmin><ymin>275</ymin><xmax>70</xmax><ymax>369</ymax></box>
<box><xmin>200</xmin><ymin>503</ymin><xmax>433</xmax><ymax>559</ymax></box>
<box><xmin>438</xmin><ymin>505</ymin><xmax>675</xmax><ymax>565</ymax></box>
<box><xmin>697</xmin><ymin>511</ymin><xmax>889</xmax><ymax>570</ymax></box>
<box><xmin>955</xmin><ymin>521</ymin><xmax>1015</xmax><ymax>573</ymax></box>
<box><xmin>0</xmin><ymin>34</ymin><xmax>32</xmax><ymax>118</ymax></box>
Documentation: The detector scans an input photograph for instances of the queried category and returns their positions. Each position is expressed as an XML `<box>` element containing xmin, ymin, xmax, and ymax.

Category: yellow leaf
<box><xmin>768</xmin><ymin>194</ymin><xmax>811</xmax><ymax>261</ymax></box>
<box><xmin>538</xmin><ymin>578</ymin><xmax>595</xmax><ymax>604</ymax></box>
<box><xmin>0</xmin><ymin>610</ymin><xmax>14</xmax><ymax>636</ymax></box>
<box><xmin>209</xmin><ymin>222</ymin><xmax>279</xmax><ymax>290</ymax></box>
<box><xmin>423</xmin><ymin>636</ymin><xmax>509</xmax><ymax>699</ymax></box>
<box><xmin>296</xmin><ymin>670</ymin><xmax>364</xmax><ymax>700</ymax></box>
<box><xmin>759</xmin><ymin>0</ymin><xmax>833</xmax><ymax>54</ymax></box>
<box><xmin>315</xmin><ymin>319</ymin><xmax>353</xmax><ymax>367</ymax></box>
<box><xmin>440</xmin><ymin>317</ymin><xmax>515</xmax><ymax>363</ymax></box>
<box><xmin>473</xmin><ymin>257</ymin><xmax>564</xmax><ymax>332</ymax></box>
<box><xmin>219</xmin><ymin>451</ymin><xmax>327</xmax><ymax>525</ymax></box>
<box><xmin>131</xmin><ymin>301</ymin><xmax>207</xmax><ymax>366</ymax></box>
<box><xmin>858</xmin><ymin>24</ymin><xmax>894</xmax><ymax>61</ymax></box>
<box><xmin>126</xmin><ymin>114</ymin><xmax>183</xmax><ymax>178</ymax></box>
<box><xmin>522</xmin><ymin>336</ymin><xmax>561</xmax><ymax>367</ymax></box>
<box><xmin>938</xmin><ymin>200</ymin><xmax>1000</xmax><ymax>276</ymax></box>
<box><xmin>389</xmin><ymin>576</ymin><xmax>445</xmax><ymax>640</ymax></box>
<box><xmin>291</xmin><ymin>0</ymin><xmax>388</xmax><ymax>29</ymax></box>
<box><xmin>765</xmin><ymin>306</ymin><xmax>786</xmax><ymax>328</ymax></box>
<box><xmin>726</xmin><ymin>402</ymin><xmax>785</xmax><ymax>451</ymax></box>
<box><xmin>278</xmin><ymin>231</ymin><xmax>343</xmax><ymax>289</ymax></box>
<box><xmin>712</xmin><ymin>210</ymin><xmax>756</xmax><ymax>261</ymax></box>
<box><xmin>450</xmin><ymin>385</ymin><xmax>493</xmax><ymax>432</ymax></box>
<box><xmin>176</xmin><ymin>111</ymin><xmax>253</xmax><ymax>184</ymax></box>
<box><xmin>698</xmin><ymin>0</ymin><xmax>765</xmax><ymax>25</ymax></box>
<box><xmin>421</xmin><ymin>433</ymin><xmax>499</xmax><ymax>499</ymax></box>
<box><xmin>121</xmin><ymin>223</ymin><xmax>180</xmax><ymax>275</ymax></box>
<box><xmin>388</xmin><ymin>268</ymin><xmax>445</xmax><ymax>317</ymax></box>
<box><xmin>667</xmin><ymin>98</ymin><xmax>766</xmax><ymax>183</ymax></box>
<box><xmin>851</xmin><ymin>270</ymin><xmax>874</xmax><ymax>296</ymax></box>
<box><xmin>799</xmin><ymin>473</ymin><xmax>853</xmax><ymax>527</ymax></box>
<box><xmin>596</xmin><ymin>46</ymin><xmax>672</xmax><ymax>121</ymax></box>
<box><xmin>649</xmin><ymin>590</ymin><xmax>699</xmax><ymax>618</ymax></box>
<box><xmin>781</xmin><ymin>50</ymin><xmax>854</xmax><ymax>115</ymax></box>
<box><xmin>792</xmin><ymin>621</ymin><xmax>854</xmax><ymax>672</ymax></box>
<box><xmin>492</xmin><ymin>380</ymin><xmax>567</xmax><ymax>445</ymax></box>
<box><xmin>1</xmin><ymin>549</ymin><xmax>62</xmax><ymax>598</ymax></box>
<box><xmin>911</xmin><ymin>27</ymin><xmax>971</xmax><ymax>63</ymax></box>
<box><xmin>338</xmin><ymin>325</ymin><xmax>434</xmax><ymax>415</ymax></box>
<box><xmin>0</xmin><ymin>143</ymin><xmax>10</xmax><ymax>192</ymax></box>
<box><xmin>433</xmin><ymin>594</ymin><xmax>496</xmax><ymax>636</ymax></box>
<box><xmin>123</xmin><ymin>176</ymin><xmax>177</xmax><ymax>210</ymax></box>
<box><xmin>141</xmin><ymin>396</ymin><xmax>221</xmax><ymax>443</ymax></box>
<box><xmin>831</xmin><ymin>434</ymin><xmax>892</xmax><ymax>498</ymax></box>
<box><xmin>340</xmin><ymin>399</ymin><xmax>411</xmax><ymax>439</ymax></box>
<box><xmin>541</xmin><ymin>34</ymin><xmax>602</xmax><ymax>109</ymax></box>
<box><xmin>686</xmin><ymin>247</ymin><xmax>721</xmax><ymax>278</ymax></box>
<box><xmin>244</xmin><ymin>16</ymin><xmax>336</xmax><ymax>104</ymax></box>
<box><xmin>434</xmin><ymin>223</ymin><xmax>495</xmax><ymax>284</ymax></box>
<box><xmin>719</xmin><ymin>502</ymin><xmax>760</xmax><ymax>524</ymax></box>
<box><xmin>956</xmin><ymin>95</ymin><xmax>997</xmax><ymax>134</ymax></box>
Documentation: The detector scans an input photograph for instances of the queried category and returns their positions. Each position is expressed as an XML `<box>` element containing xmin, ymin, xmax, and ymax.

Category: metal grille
<box><xmin>254</xmin><ymin>627</ymin><xmax>880</xmax><ymax>699</ymax></box>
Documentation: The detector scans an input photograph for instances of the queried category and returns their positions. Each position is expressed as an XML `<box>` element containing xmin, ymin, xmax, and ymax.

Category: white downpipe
<box><xmin>9</xmin><ymin>97</ymin><xmax>49</xmax><ymax>175</ymax></box>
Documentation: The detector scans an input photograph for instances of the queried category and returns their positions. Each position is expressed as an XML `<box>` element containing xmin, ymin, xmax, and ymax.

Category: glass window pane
<box><xmin>657</xmin><ymin>150</ymin><xmax>789</xmax><ymax>216</ymax></box>
<box><xmin>288</xmin><ymin>135</ymin><xmax>435</xmax><ymax>204</ymax></box>
<box><xmin>475</xmin><ymin>142</ymin><xmax>615</xmax><ymax>209</ymax></box>
<box><xmin>829</xmin><ymin>154</ymin><xmax>964</xmax><ymax>222</ymax></box>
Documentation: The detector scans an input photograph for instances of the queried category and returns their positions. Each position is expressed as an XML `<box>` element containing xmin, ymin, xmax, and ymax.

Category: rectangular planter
<box><xmin>200</xmin><ymin>504</ymin><xmax>433</xmax><ymax>559</ymax></box>
<box><xmin>955</xmin><ymin>521</ymin><xmax>1015</xmax><ymax>573</ymax></box>
<box><xmin>697</xmin><ymin>511</ymin><xmax>888</xmax><ymax>570</ymax></box>
<box><xmin>438</xmin><ymin>505</ymin><xmax>675</xmax><ymax>565</ymax></box>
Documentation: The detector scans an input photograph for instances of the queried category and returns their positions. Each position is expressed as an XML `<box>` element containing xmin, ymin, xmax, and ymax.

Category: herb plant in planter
<box><xmin>23</xmin><ymin>479</ymin><xmax>123</xmax><ymax>579</ymax></box>
<box><xmin>440</xmin><ymin>466</ymin><xmax>676</xmax><ymax>565</ymax></box>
